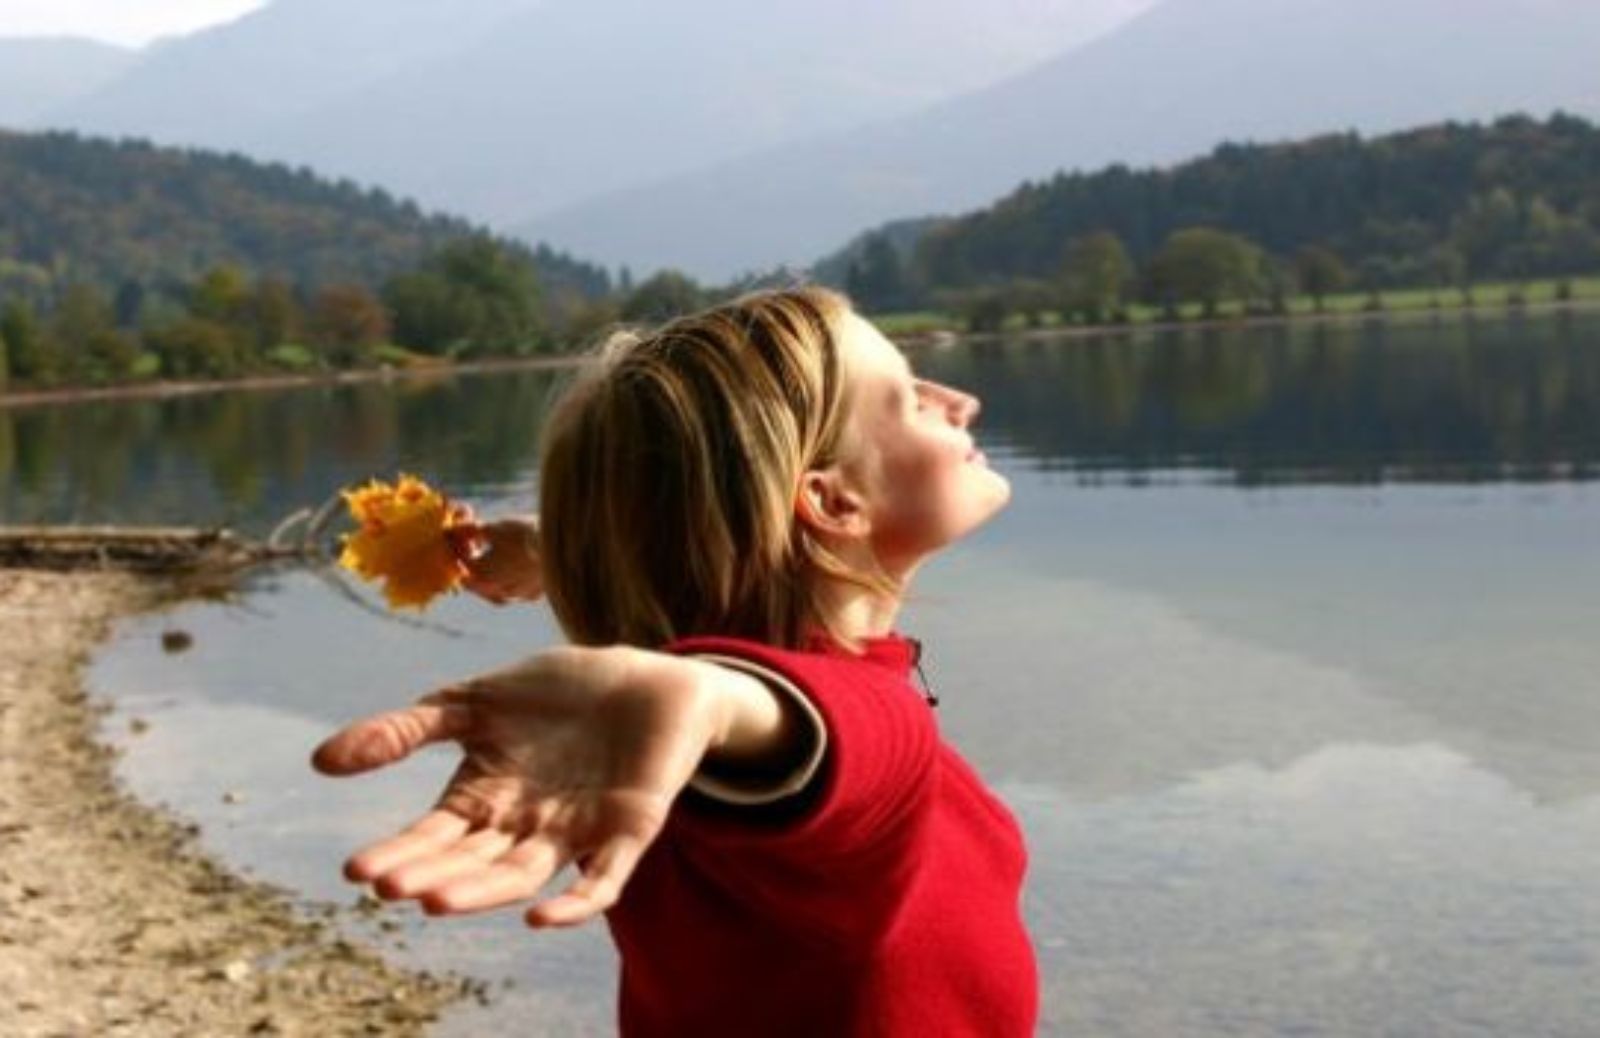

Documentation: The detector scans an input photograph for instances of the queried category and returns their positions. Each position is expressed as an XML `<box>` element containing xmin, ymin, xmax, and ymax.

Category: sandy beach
<box><xmin>0</xmin><ymin>569</ymin><xmax>459</xmax><ymax>1037</ymax></box>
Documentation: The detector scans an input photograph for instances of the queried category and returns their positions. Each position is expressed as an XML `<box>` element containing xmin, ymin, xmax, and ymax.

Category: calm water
<box><xmin>6</xmin><ymin>312</ymin><xmax>1600</xmax><ymax>1035</ymax></box>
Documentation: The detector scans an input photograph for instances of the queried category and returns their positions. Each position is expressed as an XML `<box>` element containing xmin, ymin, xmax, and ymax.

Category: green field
<box><xmin>875</xmin><ymin>275</ymin><xmax>1600</xmax><ymax>336</ymax></box>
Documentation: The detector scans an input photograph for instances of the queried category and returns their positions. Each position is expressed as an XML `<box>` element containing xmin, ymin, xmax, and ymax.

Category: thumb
<box><xmin>445</xmin><ymin>522</ymin><xmax>486</xmax><ymax>561</ymax></box>
<box><xmin>311</xmin><ymin>700</ymin><xmax>472</xmax><ymax>776</ymax></box>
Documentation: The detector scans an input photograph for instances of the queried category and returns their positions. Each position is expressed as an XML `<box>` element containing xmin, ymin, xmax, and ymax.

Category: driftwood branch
<box><xmin>2</xmin><ymin>493</ymin><xmax>348</xmax><ymax>574</ymax></box>
<box><xmin>0</xmin><ymin>525</ymin><xmax>317</xmax><ymax>573</ymax></box>
<box><xmin>1</xmin><ymin>499</ymin><xmax>467</xmax><ymax>637</ymax></box>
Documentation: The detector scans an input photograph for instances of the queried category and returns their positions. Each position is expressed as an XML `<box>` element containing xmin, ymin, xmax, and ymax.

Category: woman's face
<box><xmin>832</xmin><ymin>313</ymin><xmax>1011</xmax><ymax>575</ymax></box>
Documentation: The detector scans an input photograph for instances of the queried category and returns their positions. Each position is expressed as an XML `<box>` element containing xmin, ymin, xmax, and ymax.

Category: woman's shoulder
<box><xmin>668</xmin><ymin>630</ymin><xmax>918</xmax><ymax>672</ymax></box>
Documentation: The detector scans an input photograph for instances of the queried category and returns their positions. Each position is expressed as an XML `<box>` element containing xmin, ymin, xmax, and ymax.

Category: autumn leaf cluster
<box><xmin>339</xmin><ymin>474</ymin><xmax>471</xmax><ymax>610</ymax></box>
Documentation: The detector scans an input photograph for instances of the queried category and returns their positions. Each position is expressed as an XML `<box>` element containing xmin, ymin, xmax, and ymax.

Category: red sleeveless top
<box><xmin>605</xmin><ymin>633</ymin><xmax>1037</xmax><ymax>1037</ymax></box>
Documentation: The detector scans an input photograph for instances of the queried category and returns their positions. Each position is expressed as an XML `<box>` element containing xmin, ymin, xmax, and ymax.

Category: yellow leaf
<box><xmin>338</xmin><ymin>474</ymin><xmax>470</xmax><ymax>610</ymax></box>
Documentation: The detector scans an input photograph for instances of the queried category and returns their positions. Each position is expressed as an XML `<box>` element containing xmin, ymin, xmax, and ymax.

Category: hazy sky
<box><xmin>0</xmin><ymin>0</ymin><xmax>265</xmax><ymax>47</ymax></box>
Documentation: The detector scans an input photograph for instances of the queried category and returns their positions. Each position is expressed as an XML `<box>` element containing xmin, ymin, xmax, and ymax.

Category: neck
<box><xmin>815</xmin><ymin>556</ymin><xmax>919</xmax><ymax>643</ymax></box>
<box><xmin>827</xmin><ymin>587</ymin><xmax>902</xmax><ymax>641</ymax></box>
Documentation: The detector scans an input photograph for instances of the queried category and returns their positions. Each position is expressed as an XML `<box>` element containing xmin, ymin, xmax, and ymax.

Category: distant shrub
<box><xmin>373</xmin><ymin>342</ymin><xmax>446</xmax><ymax>369</ymax></box>
<box><xmin>266</xmin><ymin>343</ymin><xmax>319</xmax><ymax>371</ymax></box>
<box><xmin>131</xmin><ymin>352</ymin><xmax>161</xmax><ymax>379</ymax></box>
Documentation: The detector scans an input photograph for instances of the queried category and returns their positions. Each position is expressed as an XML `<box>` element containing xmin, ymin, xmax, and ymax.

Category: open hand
<box><xmin>311</xmin><ymin>646</ymin><xmax>722</xmax><ymax>928</ymax></box>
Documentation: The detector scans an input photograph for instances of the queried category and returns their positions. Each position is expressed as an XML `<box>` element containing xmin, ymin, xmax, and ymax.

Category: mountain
<box><xmin>0</xmin><ymin>129</ymin><xmax>607</xmax><ymax>305</ymax></box>
<box><xmin>37</xmin><ymin>0</ymin><xmax>1154</xmax><ymax>227</ymax></box>
<box><xmin>45</xmin><ymin>0</ymin><xmax>542</xmax><ymax>147</ymax></box>
<box><xmin>0</xmin><ymin>37</ymin><xmax>137</xmax><ymax>129</ymax></box>
<box><xmin>519</xmin><ymin>0</ymin><xmax>1600</xmax><ymax>279</ymax></box>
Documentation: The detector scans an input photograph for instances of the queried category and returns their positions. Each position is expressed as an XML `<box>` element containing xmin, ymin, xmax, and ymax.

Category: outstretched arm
<box><xmin>312</xmin><ymin>645</ymin><xmax>807</xmax><ymax>928</ymax></box>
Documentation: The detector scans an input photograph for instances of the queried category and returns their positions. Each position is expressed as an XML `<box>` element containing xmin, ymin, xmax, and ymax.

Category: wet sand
<box><xmin>0</xmin><ymin>569</ymin><xmax>459</xmax><ymax>1036</ymax></box>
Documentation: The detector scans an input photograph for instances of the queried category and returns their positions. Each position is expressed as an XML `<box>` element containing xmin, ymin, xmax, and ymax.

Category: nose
<box><xmin>955</xmin><ymin>389</ymin><xmax>980</xmax><ymax>427</ymax></box>
<box><xmin>941</xmin><ymin>384</ymin><xmax>980</xmax><ymax>427</ymax></box>
<box><xmin>919</xmin><ymin>378</ymin><xmax>981</xmax><ymax>427</ymax></box>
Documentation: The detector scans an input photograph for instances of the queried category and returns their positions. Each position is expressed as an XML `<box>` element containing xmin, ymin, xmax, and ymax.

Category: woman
<box><xmin>314</xmin><ymin>287</ymin><xmax>1037</xmax><ymax>1035</ymax></box>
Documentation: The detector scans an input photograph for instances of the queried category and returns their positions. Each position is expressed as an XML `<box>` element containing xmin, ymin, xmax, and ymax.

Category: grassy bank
<box><xmin>874</xmin><ymin>275</ymin><xmax>1600</xmax><ymax>337</ymax></box>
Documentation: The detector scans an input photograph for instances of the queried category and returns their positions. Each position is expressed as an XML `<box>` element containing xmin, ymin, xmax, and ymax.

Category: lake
<box><xmin>6</xmin><ymin>310</ymin><xmax>1600</xmax><ymax>1035</ymax></box>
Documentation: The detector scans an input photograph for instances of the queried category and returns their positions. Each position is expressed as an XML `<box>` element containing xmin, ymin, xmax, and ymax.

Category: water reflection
<box><xmin>1020</xmin><ymin>741</ymin><xmax>1600</xmax><ymax>1036</ymax></box>
<box><xmin>5</xmin><ymin>313</ymin><xmax>1600</xmax><ymax>528</ymax></box>
<box><xmin>914</xmin><ymin>481</ymin><xmax>1600</xmax><ymax>805</ymax></box>
<box><xmin>916</xmin><ymin>312</ymin><xmax>1600</xmax><ymax>484</ymax></box>
<box><xmin>0</xmin><ymin>371</ymin><xmax>563</xmax><ymax>530</ymax></box>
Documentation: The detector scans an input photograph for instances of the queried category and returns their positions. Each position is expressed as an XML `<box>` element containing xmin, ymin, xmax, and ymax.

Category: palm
<box><xmin>313</xmin><ymin>647</ymin><xmax>716</xmax><ymax>928</ymax></box>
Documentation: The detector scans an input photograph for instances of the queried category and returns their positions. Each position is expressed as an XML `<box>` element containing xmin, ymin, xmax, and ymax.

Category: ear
<box><xmin>794</xmin><ymin>467</ymin><xmax>871</xmax><ymax>541</ymax></box>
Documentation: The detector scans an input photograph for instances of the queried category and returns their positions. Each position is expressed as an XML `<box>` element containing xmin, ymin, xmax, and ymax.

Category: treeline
<box><xmin>0</xmin><ymin>245</ymin><xmax>808</xmax><ymax>392</ymax></box>
<box><xmin>822</xmin><ymin>113</ymin><xmax>1600</xmax><ymax>324</ymax></box>
<box><xmin>0</xmin><ymin>130</ymin><xmax>622</xmax><ymax>389</ymax></box>
<box><xmin>0</xmin><ymin>235</ymin><xmax>589</xmax><ymax>387</ymax></box>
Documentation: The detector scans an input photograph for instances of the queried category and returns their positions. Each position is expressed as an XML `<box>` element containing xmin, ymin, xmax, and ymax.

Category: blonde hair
<box><xmin>538</xmin><ymin>286</ymin><xmax>892</xmax><ymax>649</ymax></box>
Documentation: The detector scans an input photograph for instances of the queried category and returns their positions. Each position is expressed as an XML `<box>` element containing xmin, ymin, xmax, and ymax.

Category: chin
<box><xmin>977</xmin><ymin>467</ymin><xmax>1012</xmax><ymax>511</ymax></box>
<box><xmin>955</xmin><ymin>482</ymin><xmax>1011</xmax><ymax>541</ymax></box>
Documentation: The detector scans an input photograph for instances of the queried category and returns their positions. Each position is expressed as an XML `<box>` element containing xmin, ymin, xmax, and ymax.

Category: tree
<box><xmin>310</xmin><ymin>284</ymin><xmax>390</xmax><ymax>367</ymax></box>
<box><xmin>1059</xmin><ymin>231</ymin><xmax>1132</xmax><ymax>323</ymax></box>
<box><xmin>1293</xmin><ymin>246</ymin><xmax>1348</xmax><ymax>312</ymax></box>
<box><xmin>555</xmin><ymin>296</ymin><xmax>624</xmax><ymax>348</ymax></box>
<box><xmin>1145</xmin><ymin>228</ymin><xmax>1263</xmax><ymax>318</ymax></box>
<box><xmin>1356</xmin><ymin>256</ymin><xmax>1395</xmax><ymax>310</ymax></box>
<box><xmin>845</xmin><ymin>234</ymin><xmax>909</xmax><ymax>313</ymax></box>
<box><xmin>937</xmin><ymin>287</ymin><xmax>1009</xmax><ymax>333</ymax></box>
<box><xmin>51</xmin><ymin>283</ymin><xmax>136</xmax><ymax>383</ymax></box>
<box><xmin>190</xmin><ymin>265</ymin><xmax>251</xmax><ymax>325</ymax></box>
<box><xmin>1449</xmin><ymin>189</ymin><xmax>1520</xmax><ymax>279</ymax></box>
<box><xmin>620</xmin><ymin>270</ymin><xmax>705</xmax><ymax>325</ymax></box>
<box><xmin>1</xmin><ymin>301</ymin><xmax>51</xmax><ymax>386</ymax></box>
<box><xmin>247</xmin><ymin>276</ymin><xmax>302</xmax><ymax>352</ymax></box>
<box><xmin>386</xmin><ymin>237</ymin><xmax>543</xmax><ymax>357</ymax></box>
<box><xmin>1004</xmin><ymin>279</ymin><xmax>1056</xmax><ymax>328</ymax></box>
<box><xmin>112</xmin><ymin>279</ymin><xmax>146</xmax><ymax>327</ymax></box>
<box><xmin>146</xmin><ymin>317</ymin><xmax>246</xmax><ymax>379</ymax></box>
<box><xmin>86</xmin><ymin>328</ymin><xmax>141</xmax><ymax>382</ymax></box>
<box><xmin>1425</xmin><ymin>245</ymin><xmax>1469</xmax><ymax>304</ymax></box>
<box><xmin>386</xmin><ymin>270</ymin><xmax>475</xmax><ymax>354</ymax></box>
<box><xmin>432</xmin><ymin>237</ymin><xmax>542</xmax><ymax>354</ymax></box>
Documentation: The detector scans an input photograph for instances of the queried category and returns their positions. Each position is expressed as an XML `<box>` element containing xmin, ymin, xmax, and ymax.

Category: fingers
<box><xmin>347</xmin><ymin>824</ymin><xmax>649</xmax><ymax>928</ymax></box>
<box><xmin>371</xmin><ymin>827</ymin><xmax>515</xmax><ymax>899</ymax></box>
<box><xmin>311</xmin><ymin>701</ymin><xmax>473</xmax><ymax>776</ymax></box>
<box><xmin>419</xmin><ymin>838</ymin><xmax>568</xmax><ymax>916</ymax></box>
<box><xmin>445</xmin><ymin>522</ymin><xmax>485</xmax><ymax>561</ymax></box>
<box><xmin>344</xmin><ymin>810</ymin><xmax>471</xmax><ymax>883</ymax></box>
<box><xmin>461</xmin><ymin>573</ymin><xmax>510</xmax><ymax>606</ymax></box>
<box><xmin>526</xmin><ymin>836</ymin><xmax>647</xmax><ymax>929</ymax></box>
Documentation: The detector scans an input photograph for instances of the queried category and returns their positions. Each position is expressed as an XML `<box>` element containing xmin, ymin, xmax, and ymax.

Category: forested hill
<box><xmin>847</xmin><ymin>113</ymin><xmax>1600</xmax><ymax>304</ymax></box>
<box><xmin>0</xmin><ymin>130</ymin><xmax>610</xmax><ymax>304</ymax></box>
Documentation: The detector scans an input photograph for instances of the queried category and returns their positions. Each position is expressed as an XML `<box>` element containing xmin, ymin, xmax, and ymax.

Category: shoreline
<box><xmin>0</xmin><ymin>569</ymin><xmax>460</xmax><ymax>1036</ymax></box>
<box><xmin>940</xmin><ymin>293</ymin><xmax>1600</xmax><ymax>348</ymax></box>
<box><xmin>0</xmin><ymin>354</ymin><xmax>579</xmax><ymax>412</ymax></box>
<box><xmin>6</xmin><ymin>295</ymin><xmax>1596</xmax><ymax>411</ymax></box>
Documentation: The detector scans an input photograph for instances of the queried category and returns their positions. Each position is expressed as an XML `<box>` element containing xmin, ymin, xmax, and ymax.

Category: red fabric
<box><xmin>605</xmin><ymin>633</ymin><xmax>1038</xmax><ymax>1037</ymax></box>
